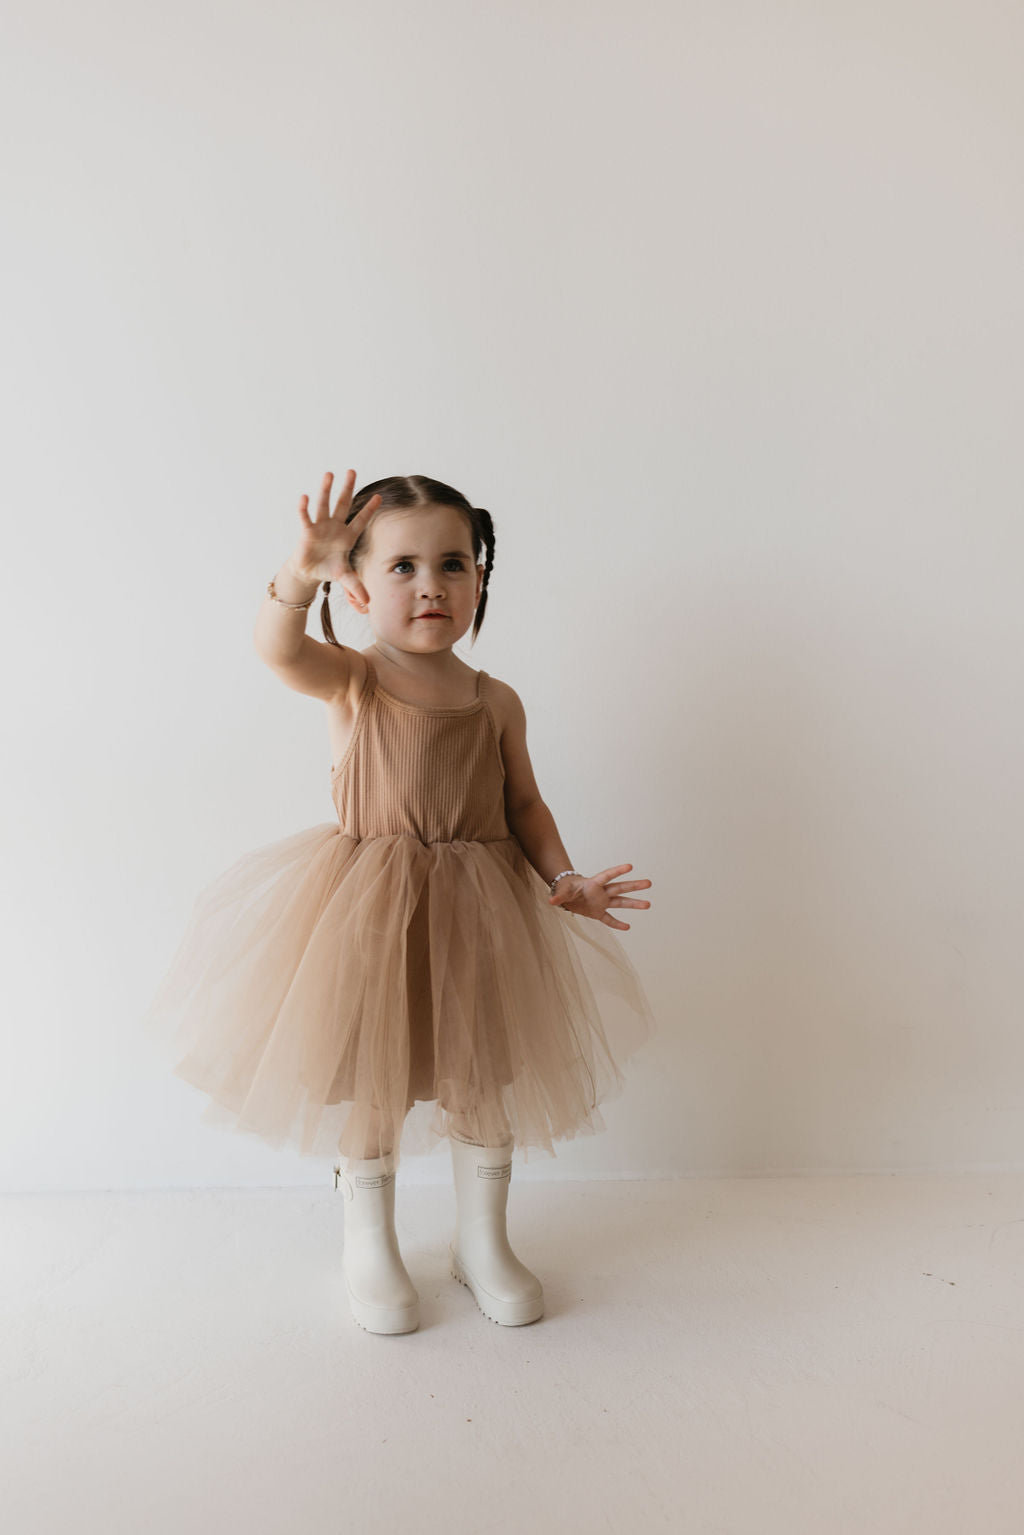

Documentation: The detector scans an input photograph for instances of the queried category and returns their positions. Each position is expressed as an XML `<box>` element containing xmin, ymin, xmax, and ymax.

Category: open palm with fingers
<box><xmin>548</xmin><ymin>864</ymin><xmax>653</xmax><ymax>930</ymax></box>
<box><xmin>290</xmin><ymin>468</ymin><xmax>383</xmax><ymax>589</ymax></box>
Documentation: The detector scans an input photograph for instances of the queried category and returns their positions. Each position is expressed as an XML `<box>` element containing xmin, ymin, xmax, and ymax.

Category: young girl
<box><xmin>144</xmin><ymin>468</ymin><xmax>656</xmax><ymax>1335</ymax></box>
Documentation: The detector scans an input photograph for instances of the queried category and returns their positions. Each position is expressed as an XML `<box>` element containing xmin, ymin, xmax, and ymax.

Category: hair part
<box><xmin>318</xmin><ymin>475</ymin><xmax>496</xmax><ymax>649</ymax></box>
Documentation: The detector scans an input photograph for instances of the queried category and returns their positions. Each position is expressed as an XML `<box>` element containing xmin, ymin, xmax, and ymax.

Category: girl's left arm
<box><xmin>506</xmin><ymin>797</ymin><xmax>575</xmax><ymax>890</ymax></box>
<box><xmin>498</xmin><ymin>684</ymin><xmax>653</xmax><ymax>931</ymax></box>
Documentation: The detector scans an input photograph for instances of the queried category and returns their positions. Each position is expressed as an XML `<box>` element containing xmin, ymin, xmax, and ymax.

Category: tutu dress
<box><xmin>143</xmin><ymin>653</ymin><xmax>657</xmax><ymax>1167</ymax></box>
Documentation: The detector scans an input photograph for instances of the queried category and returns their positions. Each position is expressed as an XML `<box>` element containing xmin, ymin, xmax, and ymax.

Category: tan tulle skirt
<box><xmin>143</xmin><ymin>825</ymin><xmax>657</xmax><ymax>1168</ymax></box>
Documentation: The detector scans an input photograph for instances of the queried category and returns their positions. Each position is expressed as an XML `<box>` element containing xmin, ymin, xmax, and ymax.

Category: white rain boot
<box><xmin>333</xmin><ymin>1151</ymin><xmax>420</xmax><ymax>1335</ymax></box>
<box><xmin>448</xmin><ymin>1131</ymin><xmax>544</xmax><ymax>1326</ymax></box>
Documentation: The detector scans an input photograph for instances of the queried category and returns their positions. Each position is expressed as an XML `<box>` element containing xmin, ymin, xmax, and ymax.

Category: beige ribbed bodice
<box><xmin>329</xmin><ymin>654</ymin><xmax>511</xmax><ymax>845</ymax></box>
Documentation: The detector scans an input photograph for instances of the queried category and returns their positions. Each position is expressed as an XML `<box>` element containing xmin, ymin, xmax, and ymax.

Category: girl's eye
<box><xmin>391</xmin><ymin>559</ymin><xmax>465</xmax><ymax>574</ymax></box>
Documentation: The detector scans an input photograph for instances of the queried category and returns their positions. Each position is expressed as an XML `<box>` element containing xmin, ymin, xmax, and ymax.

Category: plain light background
<box><xmin>1</xmin><ymin>0</ymin><xmax>1021</xmax><ymax>1192</ymax></box>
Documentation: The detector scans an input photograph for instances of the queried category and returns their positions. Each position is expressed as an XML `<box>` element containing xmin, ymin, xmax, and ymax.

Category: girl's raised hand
<box><xmin>289</xmin><ymin>470</ymin><xmax>382</xmax><ymax>586</ymax></box>
<box><xmin>548</xmin><ymin>864</ymin><xmax>653</xmax><ymax>930</ymax></box>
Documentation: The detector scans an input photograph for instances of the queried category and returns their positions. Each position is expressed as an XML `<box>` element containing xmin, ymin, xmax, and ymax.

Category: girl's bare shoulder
<box><xmin>480</xmin><ymin>673</ymin><xmax>527</xmax><ymax>736</ymax></box>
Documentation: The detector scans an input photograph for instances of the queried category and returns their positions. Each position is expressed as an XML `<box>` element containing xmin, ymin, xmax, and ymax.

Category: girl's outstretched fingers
<box><xmin>290</xmin><ymin>468</ymin><xmax>385</xmax><ymax>586</ymax></box>
<box><xmin>548</xmin><ymin>863</ymin><xmax>653</xmax><ymax>929</ymax></box>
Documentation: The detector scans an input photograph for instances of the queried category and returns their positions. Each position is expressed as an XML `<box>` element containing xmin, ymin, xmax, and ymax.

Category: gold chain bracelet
<box><xmin>266</xmin><ymin>576</ymin><xmax>318</xmax><ymax>611</ymax></box>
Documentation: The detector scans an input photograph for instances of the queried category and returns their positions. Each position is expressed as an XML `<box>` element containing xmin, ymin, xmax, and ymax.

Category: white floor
<box><xmin>4</xmin><ymin>1172</ymin><xmax>1023</xmax><ymax>1535</ymax></box>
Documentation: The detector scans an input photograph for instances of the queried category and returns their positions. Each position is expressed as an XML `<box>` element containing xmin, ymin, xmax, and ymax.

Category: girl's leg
<box><xmin>447</xmin><ymin>1101</ymin><xmax>512</xmax><ymax>1148</ymax></box>
<box><xmin>340</xmin><ymin>1102</ymin><xmax>405</xmax><ymax>1165</ymax></box>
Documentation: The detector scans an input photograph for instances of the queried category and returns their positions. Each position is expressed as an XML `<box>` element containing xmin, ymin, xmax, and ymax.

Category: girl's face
<box><xmin>348</xmin><ymin>504</ymin><xmax>484</xmax><ymax>652</ymax></box>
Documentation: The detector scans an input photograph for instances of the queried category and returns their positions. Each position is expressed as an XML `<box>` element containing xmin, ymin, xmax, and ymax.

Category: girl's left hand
<box><xmin>548</xmin><ymin>864</ymin><xmax>653</xmax><ymax>930</ymax></box>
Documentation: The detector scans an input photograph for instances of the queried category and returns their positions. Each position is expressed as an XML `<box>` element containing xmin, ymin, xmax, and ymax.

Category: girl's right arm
<box><xmin>253</xmin><ymin>557</ymin><xmax>350</xmax><ymax>701</ymax></box>
<box><xmin>252</xmin><ymin>469</ymin><xmax>382</xmax><ymax>702</ymax></box>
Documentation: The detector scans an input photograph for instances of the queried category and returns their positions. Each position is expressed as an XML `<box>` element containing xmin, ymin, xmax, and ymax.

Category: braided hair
<box><xmin>318</xmin><ymin>475</ymin><xmax>496</xmax><ymax>649</ymax></box>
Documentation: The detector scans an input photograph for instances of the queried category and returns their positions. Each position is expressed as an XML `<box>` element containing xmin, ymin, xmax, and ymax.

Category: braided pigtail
<box><xmin>471</xmin><ymin>507</ymin><xmax>496</xmax><ymax>645</ymax></box>
<box><xmin>319</xmin><ymin>580</ymin><xmax>342</xmax><ymax>648</ymax></box>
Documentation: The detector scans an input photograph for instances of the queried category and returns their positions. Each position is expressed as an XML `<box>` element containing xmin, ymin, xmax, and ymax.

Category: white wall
<box><xmin>2</xmin><ymin>0</ymin><xmax>1022</xmax><ymax>1190</ymax></box>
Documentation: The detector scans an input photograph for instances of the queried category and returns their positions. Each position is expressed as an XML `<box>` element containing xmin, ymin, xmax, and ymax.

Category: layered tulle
<box><xmin>143</xmin><ymin>823</ymin><xmax>656</xmax><ymax>1167</ymax></box>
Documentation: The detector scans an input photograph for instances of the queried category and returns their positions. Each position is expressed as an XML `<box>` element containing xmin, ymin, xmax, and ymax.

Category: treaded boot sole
<box><xmin>449</xmin><ymin>1245</ymin><xmax>544</xmax><ymax>1326</ymax></box>
<box><xmin>343</xmin><ymin>1269</ymin><xmax>420</xmax><ymax>1334</ymax></box>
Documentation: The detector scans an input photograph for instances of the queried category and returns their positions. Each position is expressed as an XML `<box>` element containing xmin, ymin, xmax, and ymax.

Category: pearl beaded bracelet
<box><xmin>549</xmin><ymin>869</ymin><xmax>584</xmax><ymax>896</ymax></box>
